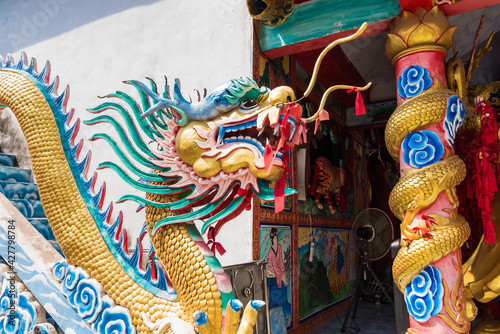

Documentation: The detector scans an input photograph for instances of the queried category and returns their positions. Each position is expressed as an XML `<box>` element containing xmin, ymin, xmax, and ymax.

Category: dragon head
<box><xmin>174</xmin><ymin>78</ymin><xmax>302</xmax><ymax>181</ymax></box>
<box><xmin>128</xmin><ymin>77</ymin><xmax>306</xmax><ymax>235</ymax></box>
<box><xmin>117</xmin><ymin>23</ymin><xmax>371</xmax><ymax>236</ymax></box>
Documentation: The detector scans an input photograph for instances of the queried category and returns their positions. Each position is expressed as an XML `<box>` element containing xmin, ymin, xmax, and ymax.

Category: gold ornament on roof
<box><xmin>247</xmin><ymin>0</ymin><xmax>294</xmax><ymax>26</ymax></box>
<box><xmin>386</xmin><ymin>6</ymin><xmax>457</xmax><ymax>62</ymax></box>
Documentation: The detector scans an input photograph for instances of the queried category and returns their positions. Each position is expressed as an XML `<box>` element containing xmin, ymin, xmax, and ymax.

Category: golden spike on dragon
<box><xmin>0</xmin><ymin>24</ymin><xmax>370</xmax><ymax>333</ymax></box>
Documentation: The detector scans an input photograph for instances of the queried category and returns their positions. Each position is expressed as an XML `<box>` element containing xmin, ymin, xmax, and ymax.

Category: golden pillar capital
<box><xmin>386</xmin><ymin>6</ymin><xmax>456</xmax><ymax>64</ymax></box>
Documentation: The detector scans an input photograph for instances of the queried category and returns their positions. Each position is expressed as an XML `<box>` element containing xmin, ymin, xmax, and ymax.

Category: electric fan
<box><xmin>341</xmin><ymin>208</ymin><xmax>394</xmax><ymax>332</ymax></box>
<box><xmin>352</xmin><ymin>208</ymin><xmax>394</xmax><ymax>261</ymax></box>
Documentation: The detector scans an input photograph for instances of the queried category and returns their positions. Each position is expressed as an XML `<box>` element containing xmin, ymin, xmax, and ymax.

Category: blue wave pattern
<box><xmin>402</xmin><ymin>130</ymin><xmax>444</xmax><ymax>168</ymax></box>
<box><xmin>405</xmin><ymin>265</ymin><xmax>444</xmax><ymax>322</ymax></box>
<box><xmin>52</xmin><ymin>261</ymin><xmax>136</xmax><ymax>334</ymax></box>
<box><xmin>398</xmin><ymin>65</ymin><xmax>433</xmax><ymax>99</ymax></box>
<box><xmin>444</xmin><ymin>95</ymin><xmax>465</xmax><ymax>148</ymax></box>
<box><xmin>0</xmin><ymin>272</ymin><xmax>37</xmax><ymax>333</ymax></box>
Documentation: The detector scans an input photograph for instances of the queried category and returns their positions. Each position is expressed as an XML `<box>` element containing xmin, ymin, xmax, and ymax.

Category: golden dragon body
<box><xmin>386</xmin><ymin>88</ymin><xmax>470</xmax><ymax>293</ymax></box>
<box><xmin>0</xmin><ymin>54</ymin><xmax>303</xmax><ymax>333</ymax></box>
<box><xmin>0</xmin><ymin>63</ymin><xmax>214</xmax><ymax>333</ymax></box>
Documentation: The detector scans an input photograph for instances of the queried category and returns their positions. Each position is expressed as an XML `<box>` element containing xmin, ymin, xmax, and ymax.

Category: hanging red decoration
<box><xmin>347</xmin><ymin>87</ymin><xmax>366</xmax><ymax>115</ymax></box>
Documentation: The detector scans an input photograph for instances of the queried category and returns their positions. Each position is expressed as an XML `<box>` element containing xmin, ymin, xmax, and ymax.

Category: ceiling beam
<box><xmin>259</xmin><ymin>0</ymin><xmax>401</xmax><ymax>59</ymax></box>
<box><xmin>441</xmin><ymin>0</ymin><xmax>500</xmax><ymax>16</ymax></box>
<box><xmin>259</xmin><ymin>0</ymin><xmax>500</xmax><ymax>59</ymax></box>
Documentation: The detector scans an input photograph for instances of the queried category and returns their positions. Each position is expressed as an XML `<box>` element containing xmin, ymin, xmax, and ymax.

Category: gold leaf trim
<box><xmin>392</xmin><ymin>45</ymin><xmax>449</xmax><ymax>65</ymax></box>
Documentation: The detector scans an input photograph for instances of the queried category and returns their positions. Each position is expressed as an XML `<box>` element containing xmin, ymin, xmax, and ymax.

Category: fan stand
<box><xmin>341</xmin><ymin>238</ymin><xmax>394</xmax><ymax>333</ymax></box>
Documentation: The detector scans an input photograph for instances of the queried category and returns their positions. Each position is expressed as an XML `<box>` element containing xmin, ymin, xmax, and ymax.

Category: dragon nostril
<box><xmin>269</xmin><ymin>86</ymin><xmax>296</xmax><ymax>105</ymax></box>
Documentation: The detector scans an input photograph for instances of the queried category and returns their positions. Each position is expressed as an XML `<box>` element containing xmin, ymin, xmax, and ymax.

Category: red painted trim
<box><xmin>292</xmin><ymin>222</ymin><xmax>299</xmax><ymax>328</ymax></box>
<box><xmin>441</xmin><ymin>0</ymin><xmax>500</xmax><ymax>16</ymax></box>
<box><xmin>399</xmin><ymin>0</ymin><xmax>432</xmax><ymax>12</ymax></box>
<box><xmin>252</xmin><ymin>197</ymin><xmax>260</xmax><ymax>260</ymax></box>
<box><xmin>261</xmin><ymin>19</ymin><xmax>393</xmax><ymax>59</ymax></box>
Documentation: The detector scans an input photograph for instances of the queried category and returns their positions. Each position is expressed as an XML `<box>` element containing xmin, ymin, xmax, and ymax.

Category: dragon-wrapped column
<box><xmin>385</xmin><ymin>6</ymin><xmax>474</xmax><ymax>334</ymax></box>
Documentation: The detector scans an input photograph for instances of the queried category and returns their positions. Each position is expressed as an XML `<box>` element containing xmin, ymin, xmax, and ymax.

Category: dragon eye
<box><xmin>239</xmin><ymin>98</ymin><xmax>258</xmax><ymax>113</ymax></box>
<box><xmin>215</xmin><ymin>97</ymin><xmax>222</xmax><ymax>103</ymax></box>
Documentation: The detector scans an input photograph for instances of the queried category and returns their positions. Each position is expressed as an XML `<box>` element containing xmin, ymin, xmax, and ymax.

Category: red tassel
<box><xmin>207</xmin><ymin>226</ymin><xmax>226</xmax><ymax>256</ymax></box>
<box><xmin>483</xmin><ymin>217</ymin><xmax>496</xmax><ymax>244</ymax></box>
<box><xmin>314</xmin><ymin>109</ymin><xmax>330</xmax><ymax>134</ymax></box>
<box><xmin>347</xmin><ymin>87</ymin><xmax>366</xmax><ymax>115</ymax></box>
<box><xmin>275</xmin><ymin>108</ymin><xmax>290</xmax><ymax>158</ymax></box>
<box><xmin>237</xmin><ymin>187</ymin><xmax>248</xmax><ymax>197</ymax></box>
<box><xmin>208</xmin><ymin>226</ymin><xmax>215</xmax><ymax>240</ymax></box>
<box><xmin>274</xmin><ymin>173</ymin><xmax>286</xmax><ymax>213</ymax></box>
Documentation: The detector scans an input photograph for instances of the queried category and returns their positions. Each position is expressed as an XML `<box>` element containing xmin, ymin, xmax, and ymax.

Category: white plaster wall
<box><xmin>1</xmin><ymin>0</ymin><xmax>254</xmax><ymax>267</ymax></box>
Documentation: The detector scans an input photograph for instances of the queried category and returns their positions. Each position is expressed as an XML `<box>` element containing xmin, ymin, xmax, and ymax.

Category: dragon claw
<box><xmin>193</xmin><ymin>299</ymin><xmax>265</xmax><ymax>334</ymax></box>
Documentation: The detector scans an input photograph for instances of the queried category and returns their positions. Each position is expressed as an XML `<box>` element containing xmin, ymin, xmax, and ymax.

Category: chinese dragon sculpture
<box><xmin>386</xmin><ymin>6</ymin><xmax>500</xmax><ymax>334</ymax></box>
<box><xmin>0</xmin><ymin>24</ymin><xmax>370</xmax><ymax>333</ymax></box>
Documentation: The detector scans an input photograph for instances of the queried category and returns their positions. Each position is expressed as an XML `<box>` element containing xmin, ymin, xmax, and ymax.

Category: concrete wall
<box><xmin>0</xmin><ymin>0</ymin><xmax>255</xmax><ymax>267</ymax></box>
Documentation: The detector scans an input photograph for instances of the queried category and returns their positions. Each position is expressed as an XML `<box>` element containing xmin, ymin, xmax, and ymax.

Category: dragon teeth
<box><xmin>217</xmin><ymin>127</ymin><xmax>226</xmax><ymax>145</ymax></box>
<box><xmin>268</xmin><ymin>107</ymin><xmax>279</xmax><ymax>125</ymax></box>
<box><xmin>257</xmin><ymin>111</ymin><xmax>268</xmax><ymax>130</ymax></box>
<box><xmin>258</xmin><ymin>127</ymin><xmax>265</xmax><ymax>137</ymax></box>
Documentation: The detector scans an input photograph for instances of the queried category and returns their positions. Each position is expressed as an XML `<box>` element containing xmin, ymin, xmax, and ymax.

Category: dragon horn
<box><xmin>303</xmin><ymin>82</ymin><xmax>372</xmax><ymax>123</ymax></box>
<box><xmin>125</xmin><ymin>79</ymin><xmax>178</xmax><ymax>118</ymax></box>
<box><xmin>303</xmin><ymin>22</ymin><xmax>368</xmax><ymax>98</ymax></box>
<box><xmin>173</xmin><ymin>78</ymin><xmax>190</xmax><ymax>105</ymax></box>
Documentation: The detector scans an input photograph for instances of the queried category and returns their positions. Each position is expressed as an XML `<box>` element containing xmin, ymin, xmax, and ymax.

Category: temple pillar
<box><xmin>385</xmin><ymin>6</ymin><xmax>473</xmax><ymax>334</ymax></box>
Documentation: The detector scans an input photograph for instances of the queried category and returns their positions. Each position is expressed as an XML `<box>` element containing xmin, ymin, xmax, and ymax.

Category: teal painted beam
<box><xmin>259</xmin><ymin>0</ymin><xmax>401</xmax><ymax>58</ymax></box>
